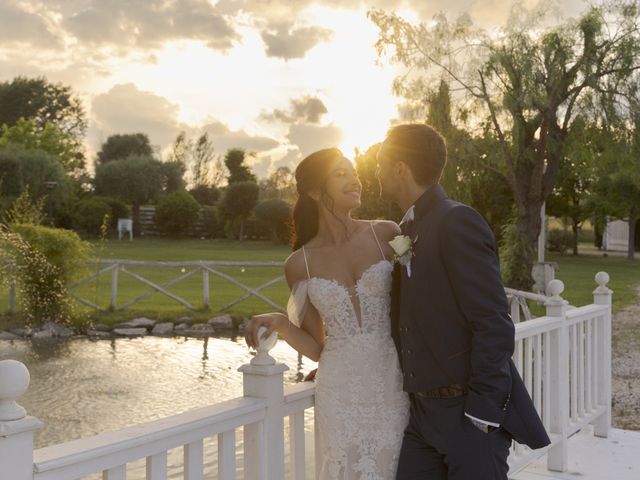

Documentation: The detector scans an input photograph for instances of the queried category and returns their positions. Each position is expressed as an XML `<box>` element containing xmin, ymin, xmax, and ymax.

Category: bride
<box><xmin>245</xmin><ymin>148</ymin><xmax>409</xmax><ymax>479</ymax></box>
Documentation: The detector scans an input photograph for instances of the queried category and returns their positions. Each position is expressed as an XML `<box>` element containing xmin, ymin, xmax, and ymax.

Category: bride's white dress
<box><xmin>297</xmin><ymin>226</ymin><xmax>409</xmax><ymax>480</ymax></box>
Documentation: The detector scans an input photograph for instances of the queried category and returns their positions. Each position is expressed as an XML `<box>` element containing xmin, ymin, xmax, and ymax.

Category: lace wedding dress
<box><xmin>290</xmin><ymin>224</ymin><xmax>409</xmax><ymax>479</ymax></box>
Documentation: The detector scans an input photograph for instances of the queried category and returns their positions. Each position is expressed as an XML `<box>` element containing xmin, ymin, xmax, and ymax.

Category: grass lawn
<box><xmin>547</xmin><ymin>250</ymin><xmax>640</xmax><ymax>313</ymax></box>
<box><xmin>1</xmin><ymin>238</ymin><xmax>638</xmax><ymax>329</ymax></box>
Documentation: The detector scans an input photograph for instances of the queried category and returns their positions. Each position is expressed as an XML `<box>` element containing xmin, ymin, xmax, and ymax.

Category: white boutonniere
<box><xmin>389</xmin><ymin>234</ymin><xmax>416</xmax><ymax>277</ymax></box>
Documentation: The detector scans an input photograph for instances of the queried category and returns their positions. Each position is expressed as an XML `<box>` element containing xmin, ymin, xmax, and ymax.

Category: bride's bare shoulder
<box><xmin>284</xmin><ymin>249</ymin><xmax>308</xmax><ymax>286</ymax></box>
<box><xmin>369</xmin><ymin>219</ymin><xmax>401</xmax><ymax>242</ymax></box>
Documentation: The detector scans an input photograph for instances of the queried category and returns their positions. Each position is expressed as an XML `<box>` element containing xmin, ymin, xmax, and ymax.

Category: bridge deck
<box><xmin>513</xmin><ymin>427</ymin><xmax>639</xmax><ymax>480</ymax></box>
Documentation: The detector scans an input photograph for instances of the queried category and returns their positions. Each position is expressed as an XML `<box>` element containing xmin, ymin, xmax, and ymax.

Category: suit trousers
<box><xmin>396</xmin><ymin>394</ymin><xmax>512</xmax><ymax>480</ymax></box>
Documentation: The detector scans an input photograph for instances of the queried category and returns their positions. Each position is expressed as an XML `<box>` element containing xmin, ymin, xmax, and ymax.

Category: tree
<box><xmin>190</xmin><ymin>133</ymin><xmax>216</xmax><ymax>187</ymax></box>
<box><xmin>546</xmin><ymin>117</ymin><xmax>598</xmax><ymax>255</ymax></box>
<box><xmin>167</xmin><ymin>131</ymin><xmax>191</xmax><ymax>165</ymax></box>
<box><xmin>96</xmin><ymin>133</ymin><xmax>154</xmax><ymax>165</ymax></box>
<box><xmin>0</xmin><ymin>118</ymin><xmax>83</xmax><ymax>171</ymax></box>
<box><xmin>0</xmin><ymin>76</ymin><xmax>86</xmax><ymax>141</ymax></box>
<box><xmin>225</xmin><ymin>148</ymin><xmax>256</xmax><ymax>184</ymax></box>
<box><xmin>0</xmin><ymin>146</ymin><xmax>67</xmax><ymax>199</ymax></box>
<box><xmin>189</xmin><ymin>185</ymin><xmax>221</xmax><ymax>205</ymax></box>
<box><xmin>423</xmin><ymin>81</ymin><xmax>514</xmax><ymax>242</ymax></box>
<box><xmin>370</xmin><ymin>1</ymin><xmax>640</xmax><ymax>288</ymax></box>
<box><xmin>160</xmin><ymin>160</ymin><xmax>186</xmax><ymax>192</ymax></box>
<box><xmin>94</xmin><ymin>155</ymin><xmax>163</xmax><ymax>234</ymax></box>
<box><xmin>168</xmin><ymin>131</ymin><xmax>227</xmax><ymax>189</ymax></box>
<box><xmin>254</xmin><ymin>199</ymin><xmax>292</xmax><ymax>243</ymax></box>
<box><xmin>590</xmin><ymin>108</ymin><xmax>640</xmax><ymax>259</ymax></box>
<box><xmin>220</xmin><ymin>181</ymin><xmax>260</xmax><ymax>240</ymax></box>
<box><xmin>259</xmin><ymin>166</ymin><xmax>296</xmax><ymax>203</ymax></box>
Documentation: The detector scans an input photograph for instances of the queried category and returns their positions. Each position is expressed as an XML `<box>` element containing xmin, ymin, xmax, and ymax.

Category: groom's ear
<box><xmin>396</xmin><ymin>160</ymin><xmax>409</xmax><ymax>179</ymax></box>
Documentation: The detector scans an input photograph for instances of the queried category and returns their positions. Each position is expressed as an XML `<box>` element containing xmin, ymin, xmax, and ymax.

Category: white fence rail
<box><xmin>0</xmin><ymin>273</ymin><xmax>612</xmax><ymax>479</ymax></box>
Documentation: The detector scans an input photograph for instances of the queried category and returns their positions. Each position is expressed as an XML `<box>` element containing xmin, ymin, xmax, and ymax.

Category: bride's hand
<box><xmin>245</xmin><ymin>313</ymin><xmax>287</xmax><ymax>349</ymax></box>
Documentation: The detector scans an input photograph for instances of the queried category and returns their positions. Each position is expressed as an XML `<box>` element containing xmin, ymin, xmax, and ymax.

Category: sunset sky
<box><xmin>0</xmin><ymin>0</ymin><xmax>590</xmax><ymax>176</ymax></box>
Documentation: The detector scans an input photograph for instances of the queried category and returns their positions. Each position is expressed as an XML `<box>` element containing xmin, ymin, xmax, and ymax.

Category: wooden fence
<box><xmin>2</xmin><ymin>260</ymin><xmax>287</xmax><ymax>315</ymax></box>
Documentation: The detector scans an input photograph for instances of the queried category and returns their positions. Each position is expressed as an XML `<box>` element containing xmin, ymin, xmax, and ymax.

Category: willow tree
<box><xmin>370</xmin><ymin>1</ymin><xmax>640</xmax><ymax>288</ymax></box>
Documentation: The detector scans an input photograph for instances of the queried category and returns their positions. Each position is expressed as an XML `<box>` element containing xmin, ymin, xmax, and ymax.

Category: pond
<box><xmin>0</xmin><ymin>335</ymin><xmax>316</xmax><ymax>478</ymax></box>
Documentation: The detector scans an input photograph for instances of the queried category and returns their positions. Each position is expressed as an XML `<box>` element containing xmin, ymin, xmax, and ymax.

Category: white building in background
<box><xmin>602</xmin><ymin>219</ymin><xmax>629</xmax><ymax>252</ymax></box>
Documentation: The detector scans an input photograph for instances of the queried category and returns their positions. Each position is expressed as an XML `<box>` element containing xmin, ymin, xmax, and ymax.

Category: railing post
<box><xmin>239</xmin><ymin>328</ymin><xmax>288</xmax><ymax>480</ymax></box>
<box><xmin>545</xmin><ymin>279</ymin><xmax>569</xmax><ymax>472</ymax></box>
<box><xmin>592</xmin><ymin>271</ymin><xmax>612</xmax><ymax>438</ymax></box>
<box><xmin>202</xmin><ymin>266</ymin><xmax>210</xmax><ymax>309</ymax></box>
<box><xmin>110</xmin><ymin>264</ymin><xmax>118</xmax><ymax>311</ymax></box>
<box><xmin>0</xmin><ymin>360</ymin><xmax>43</xmax><ymax>480</ymax></box>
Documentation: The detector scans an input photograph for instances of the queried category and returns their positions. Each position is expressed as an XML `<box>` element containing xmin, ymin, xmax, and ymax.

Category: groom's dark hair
<box><xmin>384</xmin><ymin>123</ymin><xmax>447</xmax><ymax>186</ymax></box>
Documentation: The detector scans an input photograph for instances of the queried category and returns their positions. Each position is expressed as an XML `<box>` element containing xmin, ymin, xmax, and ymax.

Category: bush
<box><xmin>74</xmin><ymin>197</ymin><xmax>111</xmax><ymax>235</ymax></box>
<box><xmin>577</xmin><ymin>228</ymin><xmax>595</xmax><ymax>244</ymax></box>
<box><xmin>10</xmin><ymin>223</ymin><xmax>90</xmax><ymax>283</ymax></box>
<box><xmin>547</xmin><ymin>229</ymin><xmax>572</xmax><ymax>255</ymax></box>
<box><xmin>154</xmin><ymin>191</ymin><xmax>200</xmax><ymax>236</ymax></box>
<box><xmin>1</xmin><ymin>224</ymin><xmax>90</xmax><ymax>328</ymax></box>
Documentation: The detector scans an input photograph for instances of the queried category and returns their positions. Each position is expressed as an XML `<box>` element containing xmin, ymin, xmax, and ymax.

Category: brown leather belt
<box><xmin>414</xmin><ymin>384</ymin><xmax>468</xmax><ymax>399</ymax></box>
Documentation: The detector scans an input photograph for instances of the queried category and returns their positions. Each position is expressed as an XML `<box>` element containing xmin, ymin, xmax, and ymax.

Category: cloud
<box><xmin>90</xmin><ymin>83</ymin><xmax>183</xmax><ymax>152</ymax></box>
<box><xmin>287</xmin><ymin>124</ymin><xmax>343</xmax><ymax>157</ymax></box>
<box><xmin>61</xmin><ymin>0</ymin><xmax>238</xmax><ymax>51</ymax></box>
<box><xmin>261</xmin><ymin>95</ymin><xmax>328</xmax><ymax>124</ymax></box>
<box><xmin>201</xmin><ymin>120</ymin><xmax>279</xmax><ymax>153</ymax></box>
<box><xmin>261</xmin><ymin>24</ymin><xmax>334</xmax><ymax>59</ymax></box>
<box><xmin>0</xmin><ymin>1</ymin><xmax>61</xmax><ymax>48</ymax></box>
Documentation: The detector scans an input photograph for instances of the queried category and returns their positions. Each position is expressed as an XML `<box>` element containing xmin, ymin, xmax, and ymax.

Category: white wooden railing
<box><xmin>0</xmin><ymin>273</ymin><xmax>612</xmax><ymax>479</ymax></box>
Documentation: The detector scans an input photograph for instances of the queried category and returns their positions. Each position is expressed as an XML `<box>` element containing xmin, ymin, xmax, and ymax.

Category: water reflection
<box><xmin>0</xmin><ymin>335</ymin><xmax>316</xmax><ymax>451</ymax></box>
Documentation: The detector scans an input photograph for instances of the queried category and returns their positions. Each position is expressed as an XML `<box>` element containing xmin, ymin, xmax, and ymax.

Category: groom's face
<box><xmin>376</xmin><ymin>142</ymin><xmax>400</xmax><ymax>202</ymax></box>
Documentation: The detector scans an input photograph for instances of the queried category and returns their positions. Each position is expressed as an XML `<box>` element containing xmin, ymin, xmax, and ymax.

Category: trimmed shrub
<box><xmin>154</xmin><ymin>191</ymin><xmax>200</xmax><ymax>236</ymax></box>
<box><xmin>74</xmin><ymin>197</ymin><xmax>111</xmax><ymax>235</ymax></box>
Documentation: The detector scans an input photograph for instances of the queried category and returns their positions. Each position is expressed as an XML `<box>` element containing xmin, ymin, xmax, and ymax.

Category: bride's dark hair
<box><xmin>292</xmin><ymin>148</ymin><xmax>344</xmax><ymax>250</ymax></box>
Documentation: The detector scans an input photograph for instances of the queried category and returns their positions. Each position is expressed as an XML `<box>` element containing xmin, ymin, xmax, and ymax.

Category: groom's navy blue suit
<box><xmin>391</xmin><ymin>185</ymin><xmax>550</xmax><ymax>479</ymax></box>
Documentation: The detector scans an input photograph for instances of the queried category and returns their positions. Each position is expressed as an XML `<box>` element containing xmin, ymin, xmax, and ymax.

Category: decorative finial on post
<box><xmin>251</xmin><ymin>326</ymin><xmax>278</xmax><ymax>366</ymax></box>
<box><xmin>546</xmin><ymin>279</ymin><xmax>566</xmax><ymax>304</ymax></box>
<box><xmin>594</xmin><ymin>271</ymin><xmax>612</xmax><ymax>294</ymax></box>
<box><xmin>0</xmin><ymin>360</ymin><xmax>30</xmax><ymax>421</ymax></box>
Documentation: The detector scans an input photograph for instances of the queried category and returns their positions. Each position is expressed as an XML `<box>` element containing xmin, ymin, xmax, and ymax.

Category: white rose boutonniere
<box><xmin>389</xmin><ymin>234</ymin><xmax>415</xmax><ymax>277</ymax></box>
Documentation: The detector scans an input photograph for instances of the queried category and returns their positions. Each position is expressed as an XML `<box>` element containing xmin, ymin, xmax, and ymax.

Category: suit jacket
<box><xmin>390</xmin><ymin>185</ymin><xmax>550</xmax><ymax>450</ymax></box>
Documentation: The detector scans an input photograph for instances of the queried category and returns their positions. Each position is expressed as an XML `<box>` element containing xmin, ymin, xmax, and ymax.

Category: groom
<box><xmin>376</xmin><ymin>124</ymin><xmax>550</xmax><ymax>479</ymax></box>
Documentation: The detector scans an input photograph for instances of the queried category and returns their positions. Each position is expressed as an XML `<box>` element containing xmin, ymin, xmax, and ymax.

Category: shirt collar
<box><xmin>399</xmin><ymin>205</ymin><xmax>415</xmax><ymax>226</ymax></box>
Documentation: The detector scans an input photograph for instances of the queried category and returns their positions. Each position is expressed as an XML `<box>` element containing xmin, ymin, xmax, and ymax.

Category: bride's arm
<box><xmin>244</xmin><ymin>251</ymin><xmax>325</xmax><ymax>361</ymax></box>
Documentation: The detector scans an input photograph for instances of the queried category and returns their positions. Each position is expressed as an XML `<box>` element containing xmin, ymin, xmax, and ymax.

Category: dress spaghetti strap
<box><xmin>301</xmin><ymin>246</ymin><xmax>311</xmax><ymax>279</ymax></box>
<box><xmin>369</xmin><ymin>222</ymin><xmax>386</xmax><ymax>261</ymax></box>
